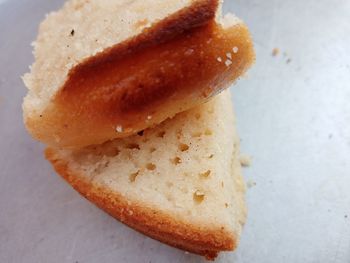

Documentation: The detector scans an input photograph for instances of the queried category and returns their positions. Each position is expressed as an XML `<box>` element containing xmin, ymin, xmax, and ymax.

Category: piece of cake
<box><xmin>23</xmin><ymin>0</ymin><xmax>254</xmax><ymax>147</ymax></box>
<box><xmin>46</xmin><ymin>90</ymin><xmax>246</xmax><ymax>260</ymax></box>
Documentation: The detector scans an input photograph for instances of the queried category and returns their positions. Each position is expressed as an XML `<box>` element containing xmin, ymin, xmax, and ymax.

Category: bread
<box><xmin>23</xmin><ymin>0</ymin><xmax>255</xmax><ymax>148</ymax></box>
<box><xmin>46</xmin><ymin>90</ymin><xmax>246</xmax><ymax>260</ymax></box>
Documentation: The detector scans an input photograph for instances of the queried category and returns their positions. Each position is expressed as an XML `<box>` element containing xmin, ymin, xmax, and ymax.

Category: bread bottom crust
<box><xmin>45</xmin><ymin>148</ymin><xmax>241</xmax><ymax>260</ymax></box>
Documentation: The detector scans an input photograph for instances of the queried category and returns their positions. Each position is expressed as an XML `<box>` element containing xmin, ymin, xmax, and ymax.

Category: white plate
<box><xmin>0</xmin><ymin>0</ymin><xmax>350</xmax><ymax>262</ymax></box>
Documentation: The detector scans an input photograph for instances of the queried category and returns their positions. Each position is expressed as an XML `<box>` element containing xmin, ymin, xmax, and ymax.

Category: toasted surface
<box><xmin>23</xmin><ymin>0</ymin><xmax>255</xmax><ymax>148</ymax></box>
<box><xmin>46</xmin><ymin>91</ymin><xmax>246</xmax><ymax>260</ymax></box>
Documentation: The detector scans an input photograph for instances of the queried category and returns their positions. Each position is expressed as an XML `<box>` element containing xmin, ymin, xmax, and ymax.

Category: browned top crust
<box><xmin>26</xmin><ymin>0</ymin><xmax>254</xmax><ymax>148</ymax></box>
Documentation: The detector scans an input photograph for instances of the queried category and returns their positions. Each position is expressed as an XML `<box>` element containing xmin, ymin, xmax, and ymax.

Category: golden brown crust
<box><xmin>45</xmin><ymin>148</ymin><xmax>238</xmax><ymax>260</ymax></box>
<box><xmin>26</xmin><ymin>0</ymin><xmax>255</xmax><ymax>148</ymax></box>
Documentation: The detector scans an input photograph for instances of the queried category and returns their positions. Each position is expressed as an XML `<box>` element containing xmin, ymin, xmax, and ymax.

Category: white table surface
<box><xmin>1</xmin><ymin>0</ymin><xmax>350</xmax><ymax>262</ymax></box>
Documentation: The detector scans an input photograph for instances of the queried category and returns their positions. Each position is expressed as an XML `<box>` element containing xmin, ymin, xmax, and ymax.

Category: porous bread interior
<box><xmin>55</xmin><ymin>90</ymin><xmax>246</xmax><ymax>235</ymax></box>
<box><xmin>22</xmin><ymin>0</ymin><xmax>240</xmax><ymax>117</ymax></box>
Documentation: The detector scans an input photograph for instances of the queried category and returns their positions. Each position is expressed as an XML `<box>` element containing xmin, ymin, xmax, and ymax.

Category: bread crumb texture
<box><xmin>48</xmin><ymin>91</ymin><xmax>246</xmax><ymax>258</ymax></box>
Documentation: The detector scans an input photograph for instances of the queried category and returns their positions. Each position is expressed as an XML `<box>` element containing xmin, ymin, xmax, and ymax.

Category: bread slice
<box><xmin>46</xmin><ymin>90</ymin><xmax>246</xmax><ymax>260</ymax></box>
<box><xmin>23</xmin><ymin>0</ymin><xmax>255</xmax><ymax>148</ymax></box>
